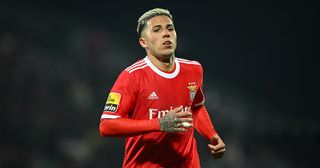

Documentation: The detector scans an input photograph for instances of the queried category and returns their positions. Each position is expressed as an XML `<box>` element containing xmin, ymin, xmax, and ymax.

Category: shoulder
<box><xmin>176</xmin><ymin>57</ymin><xmax>203</xmax><ymax>73</ymax></box>
<box><xmin>123</xmin><ymin>58</ymin><xmax>148</xmax><ymax>74</ymax></box>
<box><xmin>113</xmin><ymin>59</ymin><xmax>147</xmax><ymax>89</ymax></box>
<box><xmin>115</xmin><ymin>58</ymin><xmax>148</xmax><ymax>84</ymax></box>
<box><xmin>176</xmin><ymin>57</ymin><xmax>201</xmax><ymax>66</ymax></box>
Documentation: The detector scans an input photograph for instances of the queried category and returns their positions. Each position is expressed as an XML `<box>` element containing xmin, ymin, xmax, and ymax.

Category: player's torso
<box><xmin>129</xmin><ymin>60</ymin><xmax>202</xmax><ymax>120</ymax></box>
<box><xmin>123</xmin><ymin>57</ymin><xmax>202</xmax><ymax>168</ymax></box>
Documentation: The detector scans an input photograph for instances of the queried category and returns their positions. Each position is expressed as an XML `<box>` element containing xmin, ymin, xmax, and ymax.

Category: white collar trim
<box><xmin>144</xmin><ymin>56</ymin><xmax>180</xmax><ymax>79</ymax></box>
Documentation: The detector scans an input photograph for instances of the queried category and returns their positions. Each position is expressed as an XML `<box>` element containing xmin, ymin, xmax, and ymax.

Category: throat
<box><xmin>160</xmin><ymin>62</ymin><xmax>176</xmax><ymax>73</ymax></box>
<box><xmin>147</xmin><ymin>55</ymin><xmax>175</xmax><ymax>72</ymax></box>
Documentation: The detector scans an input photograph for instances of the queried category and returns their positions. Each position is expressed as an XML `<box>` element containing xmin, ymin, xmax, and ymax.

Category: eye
<box><xmin>152</xmin><ymin>26</ymin><xmax>161</xmax><ymax>32</ymax></box>
<box><xmin>168</xmin><ymin>26</ymin><xmax>175</xmax><ymax>31</ymax></box>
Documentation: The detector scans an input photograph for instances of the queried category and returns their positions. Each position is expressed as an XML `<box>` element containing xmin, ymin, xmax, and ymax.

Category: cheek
<box><xmin>149</xmin><ymin>38</ymin><xmax>161</xmax><ymax>47</ymax></box>
<box><xmin>171</xmin><ymin>33</ymin><xmax>177</xmax><ymax>42</ymax></box>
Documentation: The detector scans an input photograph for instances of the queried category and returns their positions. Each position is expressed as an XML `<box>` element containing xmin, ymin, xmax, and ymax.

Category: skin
<box><xmin>139</xmin><ymin>15</ymin><xmax>226</xmax><ymax>158</ymax></box>
<box><xmin>209</xmin><ymin>134</ymin><xmax>226</xmax><ymax>159</ymax></box>
<box><xmin>139</xmin><ymin>15</ymin><xmax>177</xmax><ymax>72</ymax></box>
<box><xmin>159</xmin><ymin>106</ymin><xmax>193</xmax><ymax>132</ymax></box>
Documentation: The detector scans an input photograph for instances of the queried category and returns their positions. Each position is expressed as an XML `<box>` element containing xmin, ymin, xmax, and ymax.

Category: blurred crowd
<box><xmin>1</xmin><ymin>2</ymin><xmax>318</xmax><ymax>168</ymax></box>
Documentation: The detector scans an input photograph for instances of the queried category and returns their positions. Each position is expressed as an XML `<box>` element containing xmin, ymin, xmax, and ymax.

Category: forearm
<box><xmin>99</xmin><ymin>118</ymin><xmax>160</xmax><ymax>137</ymax></box>
<box><xmin>193</xmin><ymin>105</ymin><xmax>217</xmax><ymax>141</ymax></box>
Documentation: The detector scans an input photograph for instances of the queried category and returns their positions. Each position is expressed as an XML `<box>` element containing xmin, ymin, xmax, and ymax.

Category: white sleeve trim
<box><xmin>101</xmin><ymin>114</ymin><xmax>121</xmax><ymax>119</ymax></box>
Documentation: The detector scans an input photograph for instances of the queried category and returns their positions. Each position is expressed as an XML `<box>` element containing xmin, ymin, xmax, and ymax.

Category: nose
<box><xmin>162</xmin><ymin>29</ymin><xmax>170</xmax><ymax>38</ymax></box>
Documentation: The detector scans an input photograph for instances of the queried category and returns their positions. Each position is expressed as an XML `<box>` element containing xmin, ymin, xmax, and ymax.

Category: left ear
<box><xmin>139</xmin><ymin>38</ymin><xmax>148</xmax><ymax>49</ymax></box>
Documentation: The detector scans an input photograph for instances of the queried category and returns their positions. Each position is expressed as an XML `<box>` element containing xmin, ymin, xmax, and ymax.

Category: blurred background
<box><xmin>0</xmin><ymin>0</ymin><xmax>318</xmax><ymax>167</ymax></box>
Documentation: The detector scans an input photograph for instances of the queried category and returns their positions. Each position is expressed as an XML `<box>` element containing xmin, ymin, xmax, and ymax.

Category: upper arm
<box><xmin>101</xmin><ymin>71</ymin><xmax>137</xmax><ymax>119</ymax></box>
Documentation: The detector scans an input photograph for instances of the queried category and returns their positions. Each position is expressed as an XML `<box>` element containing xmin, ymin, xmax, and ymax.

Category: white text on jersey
<box><xmin>149</xmin><ymin>106</ymin><xmax>191</xmax><ymax>119</ymax></box>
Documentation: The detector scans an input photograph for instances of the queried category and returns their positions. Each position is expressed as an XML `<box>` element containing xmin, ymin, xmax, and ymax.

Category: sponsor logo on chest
<box><xmin>149</xmin><ymin>106</ymin><xmax>191</xmax><ymax>119</ymax></box>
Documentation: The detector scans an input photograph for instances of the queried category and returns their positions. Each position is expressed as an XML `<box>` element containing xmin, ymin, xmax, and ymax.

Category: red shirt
<box><xmin>101</xmin><ymin>56</ymin><xmax>205</xmax><ymax>168</ymax></box>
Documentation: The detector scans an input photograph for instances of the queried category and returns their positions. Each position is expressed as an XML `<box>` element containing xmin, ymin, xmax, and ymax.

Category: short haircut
<box><xmin>137</xmin><ymin>8</ymin><xmax>173</xmax><ymax>37</ymax></box>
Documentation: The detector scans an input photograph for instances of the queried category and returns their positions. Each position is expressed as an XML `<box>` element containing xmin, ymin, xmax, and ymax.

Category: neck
<box><xmin>147</xmin><ymin>54</ymin><xmax>175</xmax><ymax>72</ymax></box>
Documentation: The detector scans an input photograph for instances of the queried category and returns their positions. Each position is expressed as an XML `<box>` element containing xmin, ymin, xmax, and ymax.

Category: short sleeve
<box><xmin>101</xmin><ymin>70</ymin><xmax>137</xmax><ymax>119</ymax></box>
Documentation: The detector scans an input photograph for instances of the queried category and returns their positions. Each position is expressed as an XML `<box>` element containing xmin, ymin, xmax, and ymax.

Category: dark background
<box><xmin>0</xmin><ymin>0</ymin><xmax>318</xmax><ymax>167</ymax></box>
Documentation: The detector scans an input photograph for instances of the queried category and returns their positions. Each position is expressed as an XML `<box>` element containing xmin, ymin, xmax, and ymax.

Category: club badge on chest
<box><xmin>187</xmin><ymin>82</ymin><xmax>197</xmax><ymax>101</ymax></box>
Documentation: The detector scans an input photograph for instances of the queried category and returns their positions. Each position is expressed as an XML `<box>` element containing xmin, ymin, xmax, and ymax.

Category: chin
<box><xmin>162</xmin><ymin>50</ymin><xmax>175</xmax><ymax>57</ymax></box>
<box><xmin>161</xmin><ymin>53</ymin><xmax>174</xmax><ymax>59</ymax></box>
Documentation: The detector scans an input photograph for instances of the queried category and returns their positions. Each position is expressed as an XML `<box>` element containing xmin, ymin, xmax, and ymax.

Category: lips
<box><xmin>163</xmin><ymin>40</ymin><xmax>172</xmax><ymax>46</ymax></box>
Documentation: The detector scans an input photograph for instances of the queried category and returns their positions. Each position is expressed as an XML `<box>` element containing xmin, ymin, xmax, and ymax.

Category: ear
<box><xmin>139</xmin><ymin>38</ymin><xmax>148</xmax><ymax>49</ymax></box>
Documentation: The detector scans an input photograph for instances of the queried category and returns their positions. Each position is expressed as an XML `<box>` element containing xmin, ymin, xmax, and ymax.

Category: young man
<box><xmin>99</xmin><ymin>8</ymin><xmax>226</xmax><ymax>168</ymax></box>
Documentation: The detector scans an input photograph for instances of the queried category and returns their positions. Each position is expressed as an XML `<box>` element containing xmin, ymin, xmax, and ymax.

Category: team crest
<box><xmin>104</xmin><ymin>92</ymin><xmax>121</xmax><ymax>112</ymax></box>
<box><xmin>187</xmin><ymin>82</ymin><xmax>197</xmax><ymax>101</ymax></box>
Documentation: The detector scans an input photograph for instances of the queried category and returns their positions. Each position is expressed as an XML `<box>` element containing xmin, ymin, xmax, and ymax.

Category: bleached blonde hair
<box><xmin>137</xmin><ymin>8</ymin><xmax>173</xmax><ymax>37</ymax></box>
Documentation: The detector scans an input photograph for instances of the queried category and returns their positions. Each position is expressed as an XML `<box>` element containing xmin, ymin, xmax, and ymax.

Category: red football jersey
<box><xmin>101</xmin><ymin>56</ymin><xmax>205</xmax><ymax>168</ymax></box>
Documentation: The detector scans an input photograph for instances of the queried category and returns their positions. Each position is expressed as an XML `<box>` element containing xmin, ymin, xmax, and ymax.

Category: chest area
<box><xmin>137</xmin><ymin>74</ymin><xmax>201</xmax><ymax>108</ymax></box>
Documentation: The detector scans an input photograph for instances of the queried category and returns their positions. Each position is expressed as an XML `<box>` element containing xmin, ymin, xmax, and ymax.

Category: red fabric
<box><xmin>193</xmin><ymin>105</ymin><xmax>217</xmax><ymax>141</ymax></box>
<box><xmin>99</xmin><ymin>57</ymin><xmax>207</xmax><ymax>168</ymax></box>
<box><xmin>99</xmin><ymin>118</ymin><xmax>160</xmax><ymax>137</ymax></box>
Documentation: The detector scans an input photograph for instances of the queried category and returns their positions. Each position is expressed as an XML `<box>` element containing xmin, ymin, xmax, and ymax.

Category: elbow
<box><xmin>99</xmin><ymin>119</ymin><xmax>111</xmax><ymax>137</ymax></box>
<box><xmin>99</xmin><ymin>127</ymin><xmax>107</xmax><ymax>137</ymax></box>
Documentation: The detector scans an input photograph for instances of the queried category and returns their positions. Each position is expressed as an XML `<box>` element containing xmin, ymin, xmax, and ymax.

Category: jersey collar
<box><xmin>144</xmin><ymin>56</ymin><xmax>180</xmax><ymax>79</ymax></box>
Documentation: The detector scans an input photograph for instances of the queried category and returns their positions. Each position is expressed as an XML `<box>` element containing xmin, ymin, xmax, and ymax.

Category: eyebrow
<box><xmin>152</xmin><ymin>24</ymin><xmax>174</xmax><ymax>29</ymax></box>
<box><xmin>152</xmin><ymin>25</ymin><xmax>162</xmax><ymax>29</ymax></box>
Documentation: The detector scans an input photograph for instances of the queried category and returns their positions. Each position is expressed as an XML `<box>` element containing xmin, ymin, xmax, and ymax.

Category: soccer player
<box><xmin>99</xmin><ymin>8</ymin><xmax>226</xmax><ymax>168</ymax></box>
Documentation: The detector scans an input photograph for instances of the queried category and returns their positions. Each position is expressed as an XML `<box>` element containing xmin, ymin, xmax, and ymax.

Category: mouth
<box><xmin>163</xmin><ymin>40</ymin><xmax>172</xmax><ymax>47</ymax></box>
